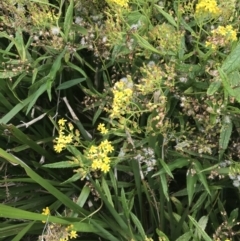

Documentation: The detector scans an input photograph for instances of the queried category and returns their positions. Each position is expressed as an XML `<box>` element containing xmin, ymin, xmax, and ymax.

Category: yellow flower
<box><xmin>58</xmin><ymin>118</ymin><xmax>67</xmax><ymax>126</ymax></box>
<box><xmin>107</xmin><ymin>0</ymin><xmax>128</xmax><ymax>7</ymax></box>
<box><xmin>68</xmin><ymin>122</ymin><xmax>74</xmax><ymax>131</ymax></box>
<box><xmin>97</xmin><ymin>123</ymin><xmax>108</xmax><ymax>134</ymax></box>
<box><xmin>69</xmin><ymin>230</ymin><xmax>77</xmax><ymax>239</ymax></box>
<box><xmin>89</xmin><ymin>145</ymin><xmax>98</xmax><ymax>154</ymax></box>
<box><xmin>195</xmin><ymin>0</ymin><xmax>221</xmax><ymax>16</ymax></box>
<box><xmin>42</xmin><ymin>207</ymin><xmax>50</xmax><ymax>215</ymax></box>
<box><xmin>54</xmin><ymin>143</ymin><xmax>64</xmax><ymax>153</ymax></box>
<box><xmin>101</xmin><ymin>163</ymin><xmax>110</xmax><ymax>173</ymax></box>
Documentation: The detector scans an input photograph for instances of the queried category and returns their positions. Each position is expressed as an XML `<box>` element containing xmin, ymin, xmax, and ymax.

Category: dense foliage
<box><xmin>0</xmin><ymin>0</ymin><xmax>240</xmax><ymax>240</ymax></box>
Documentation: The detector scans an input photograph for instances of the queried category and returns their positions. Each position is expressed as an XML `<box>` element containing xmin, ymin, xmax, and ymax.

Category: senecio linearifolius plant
<box><xmin>1</xmin><ymin>0</ymin><xmax>240</xmax><ymax>240</ymax></box>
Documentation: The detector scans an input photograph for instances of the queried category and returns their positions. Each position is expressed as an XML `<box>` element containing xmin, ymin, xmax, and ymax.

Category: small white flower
<box><xmin>75</xmin><ymin>16</ymin><xmax>83</xmax><ymax>24</ymax></box>
<box><xmin>120</xmin><ymin>77</ymin><xmax>133</xmax><ymax>89</ymax></box>
<box><xmin>33</xmin><ymin>35</ymin><xmax>39</xmax><ymax>41</ymax></box>
<box><xmin>130</xmin><ymin>24</ymin><xmax>139</xmax><ymax>30</ymax></box>
<box><xmin>102</xmin><ymin>36</ymin><xmax>107</xmax><ymax>43</ymax></box>
<box><xmin>179</xmin><ymin>77</ymin><xmax>188</xmax><ymax>83</ymax></box>
<box><xmin>81</xmin><ymin>37</ymin><xmax>86</xmax><ymax>45</ymax></box>
<box><xmin>147</xmin><ymin>61</ymin><xmax>155</xmax><ymax>68</ymax></box>
<box><xmin>233</xmin><ymin>179</ymin><xmax>240</xmax><ymax>187</ymax></box>
<box><xmin>51</xmin><ymin>26</ymin><xmax>60</xmax><ymax>35</ymax></box>
<box><xmin>229</xmin><ymin>174</ymin><xmax>236</xmax><ymax>180</ymax></box>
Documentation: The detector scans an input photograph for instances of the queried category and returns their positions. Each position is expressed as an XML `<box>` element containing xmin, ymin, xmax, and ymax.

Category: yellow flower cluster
<box><xmin>206</xmin><ymin>25</ymin><xmax>237</xmax><ymax>49</ymax></box>
<box><xmin>42</xmin><ymin>206</ymin><xmax>50</xmax><ymax>223</ymax></box>
<box><xmin>106</xmin><ymin>0</ymin><xmax>129</xmax><ymax>7</ymax></box>
<box><xmin>195</xmin><ymin>0</ymin><xmax>221</xmax><ymax>16</ymax></box>
<box><xmin>53</xmin><ymin>119</ymin><xmax>80</xmax><ymax>153</ymax></box>
<box><xmin>87</xmin><ymin>140</ymin><xmax>114</xmax><ymax>173</ymax></box>
<box><xmin>41</xmin><ymin>208</ymin><xmax>77</xmax><ymax>240</ymax></box>
<box><xmin>97</xmin><ymin>123</ymin><xmax>108</xmax><ymax>134</ymax></box>
<box><xmin>110</xmin><ymin>80</ymin><xmax>133</xmax><ymax>118</ymax></box>
<box><xmin>212</xmin><ymin>25</ymin><xmax>237</xmax><ymax>41</ymax></box>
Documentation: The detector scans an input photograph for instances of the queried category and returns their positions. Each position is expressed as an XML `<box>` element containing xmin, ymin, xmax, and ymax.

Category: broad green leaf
<box><xmin>130</xmin><ymin>212</ymin><xmax>145</xmax><ymax>239</ymax></box>
<box><xmin>76</xmin><ymin>185</ymin><xmax>91</xmax><ymax>208</ymax></box>
<box><xmin>120</xmin><ymin>188</ymin><xmax>130</xmax><ymax>219</ymax></box>
<box><xmin>219</xmin><ymin>117</ymin><xmax>232</xmax><ymax>158</ymax></box>
<box><xmin>219</xmin><ymin>67</ymin><xmax>240</xmax><ymax>103</ymax></box>
<box><xmin>186</xmin><ymin>169</ymin><xmax>198</xmax><ymax>205</ymax></box>
<box><xmin>160</xmin><ymin>173</ymin><xmax>169</xmax><ymax>201</ymax></box>
<box><xmin>154</xmin><ymin>5</ymin><xmax>177</xmax><ymax>27</ymax></box>
<box><xmin>194</xmin><ymin>161</ymin><xmax>211</xmax><ymax>195</ymax></box>
<box><xmin>102</xmin><ymin>177</ymin><xmax>114</xmax><ymax>207</ymax></box>
<box><xmin>57</xmin><ymin>78</ymin><xmax>86</xmax><ymax>90</ymax></box>
<box><xmin>133</xmin><ymin>33</ymin><xmax>161</xmax><ymax>55</ymax></box>
<box><xmin>66</xmin><ymin>61</ymin><xmax>87</xmax><ymax>78</ymax></box>
<box><xmin>195</xmin><ymin>216</ymin><xmax>208</xmax><ymax>239</ymax></box>
<box><xmin>63</xmin><ymin>0</ymin><xmax>74</xmax><ymax>41</ymax></box>
<box><xmin>156</xmin><ymin>229</ymin><xmax>170</xmax><ymax>241</ymax></box>
<box><xmin>43</xmin><ymin>161</ymin><xmax>79</xmax><ymax>168</ymax></box>
<box><xmin>188</xmin><ymin>215</ymin><xmax>212</xmax><ymax>241</ymax></box>
<box><xmin>222</xmin><ymin>42</ymin><xmax>240</xmax><ymax>74</ymax></box>
<box><xmin>26</xmin><ymin>82</ymin><xmax>48</xmax><ymax>114</ymax></box>
<box><xmin>175</xmin><ymin>231</ymin><xmax>192</xmax><ymax>241</ymax></box>
<box><xmin>152</xmin><ymin>158</ymin><xmax>189</xmax><ymax>177</ymax></box>
<box><xmin>61</xmin><ymin>173</ymin><xmax>81</xmax><ymax>184</ymax></box>
<box><xmin>228</xmin><ymin>208</ymin><xmax>238</xmax><ymax>226</ymax></box>
<box><xmin>0</xmin><ymin>204</ymin><xmax>73</xmax><ymax>224</ymax></box>
<box><xmin>48</xmin><ymin>49</ymin><xmax>67</xmax><ymax>80</ymax></box>
<box><xmin>159</xmin><ymin>158</ymin><xmax>174</xmax><ymax>178</ymax></box>
<box><xmin>15</xmin><ymin>28</ymin><xmax>26</xmax><ymax>61</ymax></box>
<box><xmin>207</xmin><ymin>81</ymin><xmax>221</xmax><ymax>95</ymax></box>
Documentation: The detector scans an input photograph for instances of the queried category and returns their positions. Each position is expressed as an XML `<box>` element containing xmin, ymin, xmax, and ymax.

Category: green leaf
<box><xmin>12</xmin><ymin>221</ymin><xmax>35</xmax><ymax>241</ymax></box>
<box><xmin>76</xmin><ymin>185</ymin><xmax>91</xmax><ymax>208</ymax></box>
<box><xmin>130</xmin><ymin>212</ymin><xmax>145</xmax><ymax>239</ymax></box>
<box><xmin>195</xmin><ymin>216</ymin><xmax>208</xmax><ymax>239</ymax></box>
<box><xmin>222</xmin><ymin>42</ymin><xmax>240</xmax><ymax>74</ymax></box>
<box><xmin>48</xmin><ymin>49</ymin><xmax>67</xmax><ymax>80</ymax></box>
<box><xmin>219</xmin><ymin>117</ymin><xmax>232</xmax><ymax>158</ymax></box>
<box><xmin>61</xmin><ymin>173</ymin><xmax>81</xmax><ymax>184</ymax></box>
<box><xmin>26</xmin><ymin>82</ymin><xmax>48</xmax><ymax>114</ymax></box>
<box><xmin>102</xmin><ymin>177</ymin><xmax>114</xmax><ymax>207</ymax></box>
<box><xmin>188</xmin><ymin>215</ymin><xmax>212</xmax><ymax>241</ymax></box>
<box><xmin>63</xmin><ymin>0</ymin><xmax>74</xmax><ymax>41</ymax></box>
<box><xmin>120</xmin><ymin>188</ymin><xmax>130</xmax><ymax>219</ymax></box>
<box><xmin>154</xmin><ymin>4</ymin><xmax>177</xmax><ymax>27</ymax></box>
<box><xmin>43</xmin><ymin>161</ymin><xmax>79</xmax><ymax>168</ymax></box>
<box><xmin>207</xmin><ymin>81</ymin><xmax>221</xmax><ymax>95</ymax></box>
<box><xmin>186</xmin><ymin>169</ymin><xmax>198</xmax><ymax>205</ymax></box>
<box><xmin>194</xmin><ymin>161</ymin><xmax>211</xmax><ymax>195</ymax></box>
<box><xmin>159</xmin><ymin>158</ymin><xmax>174</xmax><ymax>178</ymax></box>
<box><xmin>152</xmin><ymin>158</ymin><xmax>189</xmax><ymax>177</ymax></box>
<box><xmin>57</xmin><ymin>78</ymin><xmax>86</xmax><ymax>90</ymax></box>
<box><xmin>175</xmin><ymin>231</ymin><xmax>192</xmax><ymax>241</ymax></box>
<box><xmin>228</xmin><ymin>208</ymin><xmax>238</xmax><ymax>226</ymax></box>
<box><xmin>156</xmin><ymin>229</ymin><xmax>170</xmax><ymax>241</ymax></box>
<box><xmin>66</xmin><ymin>61</ymin><xmax>87</xmax><ymax>78</ymax></box>
<box><xmin>160</xmin><ymin>173</ymin><xmax>169</xmax><ymax>201</ymax></box>
<box><xmin>133</xmin><ymin>33</ymin><xmax>161</xmax><ymax>55</ymax></box>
